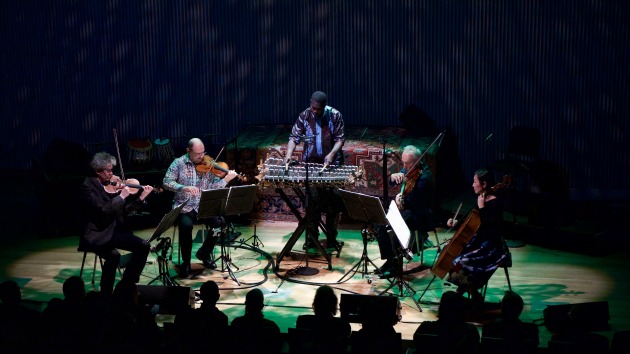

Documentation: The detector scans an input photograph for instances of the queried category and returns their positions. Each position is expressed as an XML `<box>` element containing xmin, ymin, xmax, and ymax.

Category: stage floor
<box><xmin>2</xmin><ymin>220</ymin><xmax>629</xmax><ymax>350</ymax></box>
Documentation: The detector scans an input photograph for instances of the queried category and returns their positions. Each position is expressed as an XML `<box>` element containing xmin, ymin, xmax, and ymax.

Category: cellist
<box><xmin>445</xmin><ymin>169</ymin><xmax>510</xmax><ymax>304</ymax></box>
<box><xmin>376</xmin><ymin>145</ymin><xmax>437</xmax><ymax>278</ymax></box>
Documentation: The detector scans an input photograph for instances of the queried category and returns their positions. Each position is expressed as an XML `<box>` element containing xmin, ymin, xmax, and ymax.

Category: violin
<box><xmin>395</xmin><ymin>158</ymin><xmax>424</xmax><ymax>210</ymax></box>
<box><xmin>103</xmin><ymin>176</ymin><xmax>162</xmax><ymax>195</ymax></box>
<box><xmin>195</xmin><ymin>155</ymin><xmax>247</xmax><ymax>181</ymax></box>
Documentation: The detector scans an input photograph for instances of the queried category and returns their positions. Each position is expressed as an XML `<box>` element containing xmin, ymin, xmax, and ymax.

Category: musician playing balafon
<box><xmin>283</xmin><ymin>91</ymin><xmax>345</xmax><ymax>251</ymax></box>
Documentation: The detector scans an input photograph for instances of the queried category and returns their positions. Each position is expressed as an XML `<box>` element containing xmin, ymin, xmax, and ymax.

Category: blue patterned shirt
<box><xmin>289</xmin><ymin>105</ymin><xmax>345</xmax><ymax>164</ymax></box>
<box><xmin>162</xmin><ymin>154</ymin><xmax>227</xmax><ymax>213</ymax></box>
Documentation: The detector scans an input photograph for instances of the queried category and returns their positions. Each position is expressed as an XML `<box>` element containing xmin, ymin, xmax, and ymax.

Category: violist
<box><xmin>375</xmin><ymin>145</ymin><xmax>437</xmax><ymax>278</ymax></box>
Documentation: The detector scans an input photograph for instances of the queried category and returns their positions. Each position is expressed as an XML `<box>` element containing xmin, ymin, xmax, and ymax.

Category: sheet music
<box><xmin>386</xmin><ymin>200</ymin><xmax>413</xmax><ymax>259</ymax></box>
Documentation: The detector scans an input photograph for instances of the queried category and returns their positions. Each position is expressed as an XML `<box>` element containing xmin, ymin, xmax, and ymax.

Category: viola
<box><xmin>195</xmin><ymin>155</ymin><xmax>247</xmax><ymax>181</ymax></box>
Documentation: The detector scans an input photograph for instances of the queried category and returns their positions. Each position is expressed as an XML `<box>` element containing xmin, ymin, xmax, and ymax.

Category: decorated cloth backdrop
<box><xmin>226</xmin><ymin>125</ymin><xmax>439</xmax><ymax>222</ymax></box>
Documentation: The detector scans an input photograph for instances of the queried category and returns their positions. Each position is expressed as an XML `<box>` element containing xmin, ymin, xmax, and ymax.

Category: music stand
<box><xmin>198</xmin><ymin>185</ymin><xmax>257</xmax><ymax>285</ymax></box>
<box><xmin>337</xmin><ymin>189</ymin><xmax>387</xmax><ymax>282</ymax></box>
<box><xmin>147</xmin><ymin>201</ymin><xmax>187</xmax><ymax>286</ymax></box>
<box><xmin>379</xmin><ymin>200</ymin><xmax>422</xmax><ymax>312</ymax></box>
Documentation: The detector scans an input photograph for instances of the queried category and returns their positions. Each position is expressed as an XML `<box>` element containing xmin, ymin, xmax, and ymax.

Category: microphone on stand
<box><xmin>359</xmin><ymin>127</ymin><xmax>368</xmax><ymax>140</ymax></box>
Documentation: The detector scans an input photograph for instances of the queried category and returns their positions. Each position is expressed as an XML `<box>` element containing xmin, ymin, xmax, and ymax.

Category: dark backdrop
<box><xmin>2</xmin><ymin>0</ymin><xmax>629</xmax><ymax>197</ymax></box>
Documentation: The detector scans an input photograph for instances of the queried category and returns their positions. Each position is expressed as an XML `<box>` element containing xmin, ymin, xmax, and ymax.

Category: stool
<box><xmin>78</xmin><ymin>248</ymin><xmax>123</xmax><ymax>285</ymax></box>
<box><xmin>78</xmin><ymin>249</ymin><xmax>104</xmax><ymax>285</ymax></box>
<box><xmin>482</xmin><ymin>251</ymin><xmax>513</xmax><ymax>300</ymax></box>
<box><xmin>412</xmin><ymin>228</ymin><xmax>440</xmax><ymax>266</ymax></box>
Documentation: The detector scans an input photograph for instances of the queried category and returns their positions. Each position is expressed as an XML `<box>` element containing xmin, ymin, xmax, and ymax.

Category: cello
<box><xmin>431</xmin><ymin>175</ymin><xmax>511</xmax><ymax>279</ymax></box>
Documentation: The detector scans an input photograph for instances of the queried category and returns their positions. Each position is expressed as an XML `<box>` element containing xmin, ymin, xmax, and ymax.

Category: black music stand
<box><xmin>147</xmin><ymin>201</ymin><xmax>187</xmax><ymax>286</ymax></box>
<box><xmin>198</xmin><ymin>185</ymin><xmax>257</xmax><ymax>285</ymax></box>
<box><xmin>337</xmin><ymin>189</ymin><xmax>387</xmax><ymax>282</ymax></box>
<box><xmin>379</xmin><ymin>200</ymin><xmax>422</xmax><ymax>312</ymax></box>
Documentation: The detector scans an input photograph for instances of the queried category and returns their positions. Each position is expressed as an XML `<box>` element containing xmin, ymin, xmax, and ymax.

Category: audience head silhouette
<box><xmin>0</xmin><ymin>280</ymin><xmax>21</xmax><ymax>306</ymax></box>
<box><xmin>501</xmin><ymin>290</ymin><xmax>524</xmax><ymax>321</ymax></box>
<box><xmin>200</xmin><ymin>280</ymin><xmax>220</xmax><ymax>306</ymax></box>
<box><xmin>313</xmin><ymin>285</ymin><xmax>338</xmax><ymax>317</ymax></box>
<box><xmin>437</xmin><ymin>291</ymin><xmax>467</xmax><ymax>323</ymax></box>
<box><xmin>245</xmin><ymin>288</ymin><xmax>265</xmax><ymax>314</ymax></box>
<box><xmin>62</xmin><ymin>276</ymin><xmax>86</xmax><ymax>303</ymax></box>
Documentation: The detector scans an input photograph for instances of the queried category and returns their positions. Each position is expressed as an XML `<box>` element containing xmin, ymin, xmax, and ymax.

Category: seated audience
<box><xmin>174</xmin><ymin>280</ymin><xmax>229</xmax><ymax>354</ymax></box>
<box><xmin>413</xmin><ymin>291</ymin><xmax>480</xmax><ymax>354</ymax></box>
<box><xmin>231</xmin><ymin>288</ymin><xmax>282</xmax><ymax>354</ymax></box>
<box><xmin>482</xmin><ymin>290</ymin><xmax>539</xmax><ymax>353</ymax></box>
<box><xmin>0</xmin><ymin>280</ymin><xmax>42</xmax><ymax>354</ymax></box>
<box><xmin>295</xmin><ymin>285</ymin><xmax>351</xmax><ymax>353</ymax></box>
<box><xmin>351</xmin><ymin>297</ymin><xmax>402</xmax><ymax>354</ymax></box>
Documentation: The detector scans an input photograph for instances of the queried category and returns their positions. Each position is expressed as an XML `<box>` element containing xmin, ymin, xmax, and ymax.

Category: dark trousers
<box><xmin>305</xmin><ymin>186</ymin><xmax>342</xmax><ymax>244</ymax></box>
<box><xmin>177</xmin><ymin>210</ymin><xmax>224</xmax><ymax>265</ymax></box>
<box><xmin>376</xmin><ymin>209</ymin><xmax>430</xmax><ymax>261</ymax></box>
<box><xmin>93</xmin><ymin>231</ymin><xmax>150</xmax><ymax>295</ymax></box>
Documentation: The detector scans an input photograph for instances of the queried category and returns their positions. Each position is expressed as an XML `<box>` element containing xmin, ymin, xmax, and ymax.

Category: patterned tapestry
<box><xmin>226</xmin><ymin>125</ymin><xmax>439</xmax><ymax>222</ymax></box>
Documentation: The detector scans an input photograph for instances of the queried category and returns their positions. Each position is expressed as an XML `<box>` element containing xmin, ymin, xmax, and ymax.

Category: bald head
<box><xmin>186</xmin><ymin>138</ymin><xmax>205</xmax><ymax>164</ymax></box>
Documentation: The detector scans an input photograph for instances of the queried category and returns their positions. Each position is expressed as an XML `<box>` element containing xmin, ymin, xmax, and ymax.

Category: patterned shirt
<box><xmin>162</xmin><ymin>154</ymin><xmax>227</xmax><ymax>213</ymax></box>
<box><xmin>289</xmin><ymin>105</ymin><xmax>345</xmax><ymax>164</ymax></box>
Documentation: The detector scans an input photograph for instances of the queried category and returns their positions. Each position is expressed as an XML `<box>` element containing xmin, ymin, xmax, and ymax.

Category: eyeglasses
<box><xmin>97</xmin><ymin>168</ymin><xmax>113</xmax><ymax>173</ymax></box>
<box><xmin>191</xmin><ymin>151</ymin><xmax>206</xmax><ymax>156</ymax></box>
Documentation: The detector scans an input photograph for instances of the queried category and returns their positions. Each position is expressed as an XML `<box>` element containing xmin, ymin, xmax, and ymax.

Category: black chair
<box><xmin>288</xmin><ymin>327</ymin><xmax>348</xmax><ymax>354</ymax></box>
<box><xmin>481</xmin><ymin>336</ymin><xmax>539</xmax><ymax>354</ymax></box>
<box><xmin>78</xmin><ymin>247</ymin><xmax>123</xmax><ymax>285</ymax></box>
<box><xmin>78</xmin><ymin>248</ymin><xmax>103</xmax><ymax>285</ymax></box>
<box><xmin>482</xmin><ymin>244</ymin><xmax>513</xmax><ymax>301</ymax></box>
<box><xmin>350</xmin><ymin>330</ymin><xmax>402</xmax><ymax>354</ymax></box>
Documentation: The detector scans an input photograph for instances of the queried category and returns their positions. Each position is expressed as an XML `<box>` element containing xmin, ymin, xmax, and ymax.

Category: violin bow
<box><xmin>113</xmin><ymin>128</ymin><xmax>126</xmax><ymax>181</ymax></box>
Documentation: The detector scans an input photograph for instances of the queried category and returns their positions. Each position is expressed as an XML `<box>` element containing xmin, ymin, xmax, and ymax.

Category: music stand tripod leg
<box><xmin>243</xmin><ymin>223</ymin><xmax>264</xmax><ymax>248</ymax></box>
<box><xmin>378</xmin><ymin>257</ymin><xmax>422</xmax><ymax>312</ymax></box>
<box><xmin>338</xmin><ymin>226</ymin><xmax>378</xmax><ymax>282</ymax></box>
<box><xmin>147</xmin><ymin>247</ymin><xmax>179</xmax><ymax>287</ymax></box>
<box><xmin>218</xmin><ymin>225</ymin><xmax>241</xmax><ymax>285</ymax></box>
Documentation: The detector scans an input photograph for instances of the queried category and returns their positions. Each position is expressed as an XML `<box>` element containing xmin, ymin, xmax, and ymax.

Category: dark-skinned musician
<box><xmin>79</xmin><ymin>152</ymin><xmax>152</xmax><ymax>295</ymax></box>
<box><xmin>163</xmin><ymin>138</ymin><xmax>238</xmax><ymax>278</ymax></box>
<box><xmin>283</xmin><ymin>91</ymin><xmax>346</xmax><ymax>251</ymax></box>
<box><xmin>376</xmin><ymin>145</ymin><xmax>436</xmax><ymax>278</ymax></box>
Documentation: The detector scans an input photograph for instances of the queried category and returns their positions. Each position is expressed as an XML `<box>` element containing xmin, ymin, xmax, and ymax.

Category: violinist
<box><xmin>376</xmin><ymin>145</ymin><xmax>436</xmax><ymax>278</ymax></box>
<box><xmin>445</xmin><ymin>169</ymin><xmax>510</xmax><ymax>304</ymax></box>
<box><xmin>79</xmin><ymin>152</ymin><xmax>152</xmax><ymax>295</ymax></box>
<box><xmin>162</xmin><ymin>138</ymin><xmax>238</xmax><ymax>278</ymax></box>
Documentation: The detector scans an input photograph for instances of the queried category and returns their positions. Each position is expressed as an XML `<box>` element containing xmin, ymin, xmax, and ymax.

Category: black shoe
<box><xmin>196</xmin><ymin>249</ymin><xmax>216</xmax><ymax>269</ymax></box>
<box><xmin>302</xmin><ymin>242</ymin><xmax>317</xmax><ymax>250</ymax></box>
<box><xmin>375</xmin><ymin>259</ymin><xmax>393</xmax><ymax>275</ymax></box>
<box><xmin>178</xmin><ymin>263</ymin><xmax>191</xmax><ymax>278</ymax></box>
<box><xmin>325</xmin><ymin>240</ymin><xmax>343</xmax><ymax>250</ymax></box>
<box><xmin>379</xmin><ymin>268</ymin><xmax>401</xmax><ymax>279</ymax></box>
